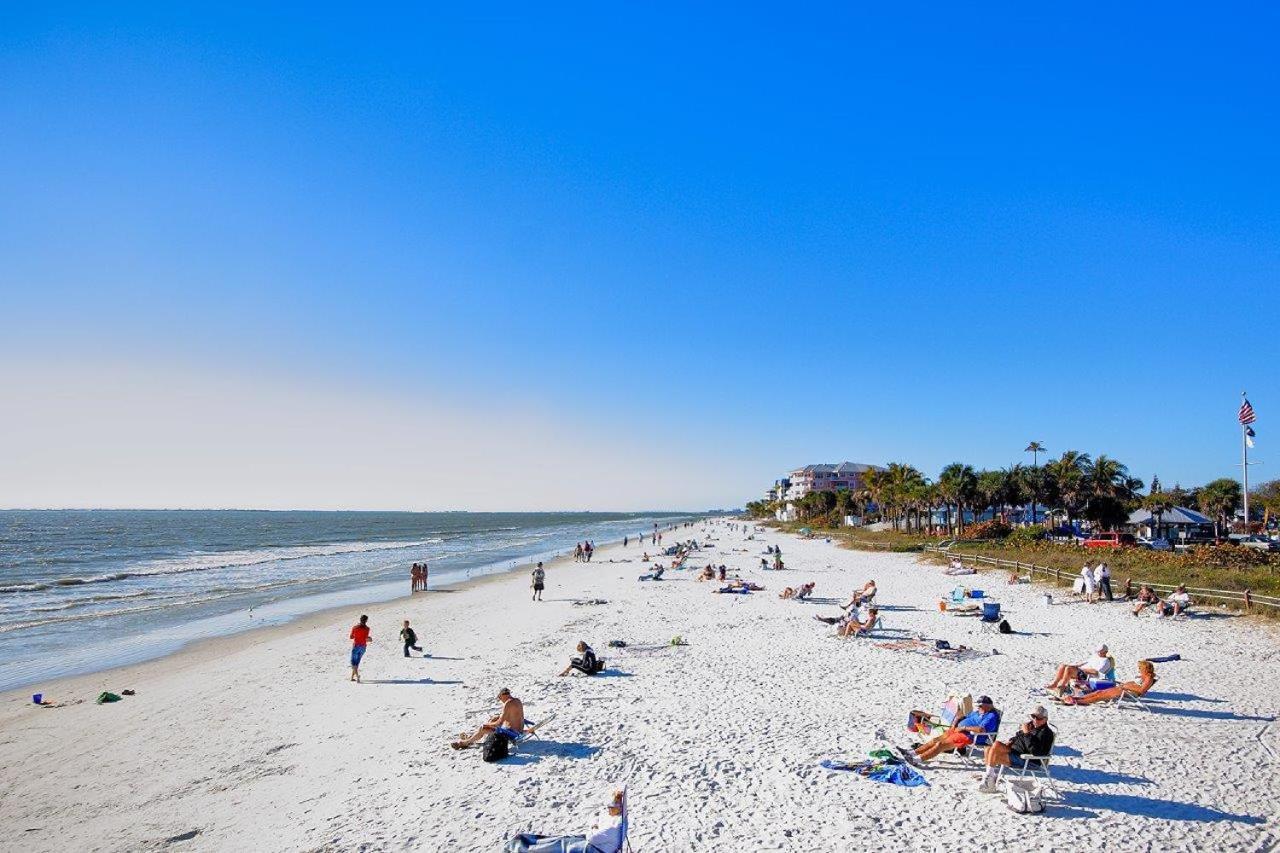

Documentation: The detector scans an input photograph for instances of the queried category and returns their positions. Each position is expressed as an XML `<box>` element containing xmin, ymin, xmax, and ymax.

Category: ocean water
<box><xmin>0</xmin><ymin>510</ymin><xmax>694</xmax><ymax>692</ymax></box>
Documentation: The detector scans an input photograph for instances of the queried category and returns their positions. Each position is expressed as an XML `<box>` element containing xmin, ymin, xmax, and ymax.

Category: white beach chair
<box><xmin>997</xmin><ymin>752</ymin><xmax>1060</xmax><ymax>797</ymax></box>
<box><xmin>1113</xmin><ymin>686</ymin><xmax>1152</xmax><ymax>711</ymax></box>
<box><xmin>509</xmin><ymin>713</ymin><xmax>557</xmax><ymax>751</ymax></box>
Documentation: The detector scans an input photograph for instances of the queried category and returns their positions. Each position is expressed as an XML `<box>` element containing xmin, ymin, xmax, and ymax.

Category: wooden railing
<box><xmin>922</xmin><ymin>547</ymin><xmax>1280</xmax><ymax>614</ymax></box>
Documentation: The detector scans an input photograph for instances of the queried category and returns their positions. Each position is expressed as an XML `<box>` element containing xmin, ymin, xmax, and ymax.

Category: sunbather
<box><xmin>1060</xmin><ymin>660</ymin><xmax>1156</xmax><ymax>705</ymax></box>
<box><xmin>906</xmin><ymin>695</ymin><xmax>1000</xmax><ymax>764</ymax></box>
<box><xmin>1131</xmin><ymin>585</ymin><xmax>1159</xmax><ymax>616</ymax></box>
<box><xmin>837</xmin><ymin>607</ymin><xmax>879</xmax><ymax>638</ymax></box>
<box><xmin>451</xmin><ymin>688</ymin><xmax>525</xmax><ymax>749</ymax></box>
<box><xmin>851</xmin><ymin>580</ymin><xmax>876</xmax><ymax>606</ymax></box>
<box><xmin>1046</xmin><ymin>645</ymin><xmax>1113</xmax><ymax>690</ymax></box>
<box><xmin>559</xmin><ymin>641</ymin><xmax>602</xmax><ymax>677</ymax></box>
<box><xmin>977</xmin><ymin>705</ymin><xmax>1055</xmax><ymax>792</ymax></box>
<box><xmin>504</xmin><ymin>789</ymin><xmax>625</xmax><ymax>853</ymax></box>
<box><xmin>780</xmin><ymin>582</ymin><xmax>814</xmax><ymax>600</ymax></box>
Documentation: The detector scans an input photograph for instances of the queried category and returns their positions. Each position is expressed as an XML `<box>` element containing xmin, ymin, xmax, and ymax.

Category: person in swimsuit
<box><xmin>451</xmin><ymin>688</ymin><xmax>525</xmax><ymax>749</ymax></box>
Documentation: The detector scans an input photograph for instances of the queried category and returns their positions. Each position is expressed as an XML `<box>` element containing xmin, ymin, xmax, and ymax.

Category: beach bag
<box><xmin>481</xmin><ymin>732</ymin><xmax>510</xmax><ymax>763</ymax></box>
<box><xmin>1005</xmin><ymin>779</ymin><xmax>1044</xmax><ymax>814</ymax></box>
<box><xmin>998</xmin><ymin>619</ymin><xmax>1013</xmax><ymax>634</ymax></box>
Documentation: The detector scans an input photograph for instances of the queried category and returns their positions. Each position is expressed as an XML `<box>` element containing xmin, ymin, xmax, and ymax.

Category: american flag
<box><xmin>1239</xmin><ymin>397</ymin><xmax>1257</xmax><ymax>425</ymax></box>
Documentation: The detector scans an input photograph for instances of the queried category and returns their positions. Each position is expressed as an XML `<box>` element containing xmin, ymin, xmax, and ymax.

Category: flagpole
<box><xmin>1242</xmin><ymin>390</ymin><xmax>1250</xmax><ymax>535</ymax></box>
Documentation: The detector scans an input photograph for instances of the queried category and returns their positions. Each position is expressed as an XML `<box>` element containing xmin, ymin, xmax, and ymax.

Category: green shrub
<box><xmin>1007</xmin><ymin>524</ymin><xmax>1048</xmax><ymax>545</ymax></box>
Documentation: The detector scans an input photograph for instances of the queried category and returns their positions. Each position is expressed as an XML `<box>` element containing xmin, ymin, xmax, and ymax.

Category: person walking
<box><xmin>531</xmin><ymin>562</ymin><xmax>546</xmax><ymax>601</ymax></box>
<box><xmin>400</xmin><ymin>619</ymin><xmax>423</xmax><ymax>657</ymax></box>
<box><xmin>421</xmin><ymin>561</ymin><xmax>429</xmax><ymax>591</ymax></box>
<box><xmin>349</xmin><ymin>615</ymin><xmax>371</xmax><ymax>682</ymax></box>
<box><xmin>410</xmin><ymin>563</ymin><xmax>419</xmax><ymax>592</ymax></box>
<box><xmin>1098</xmin><ymin>562</ymin><xmax>1113</xmax><ymax>601</ymax></box>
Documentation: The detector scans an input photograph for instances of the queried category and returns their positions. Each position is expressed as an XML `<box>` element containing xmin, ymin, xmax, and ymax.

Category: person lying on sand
<box><xmin>558</xmin><ymin>641</ymin><xmax>601</xmax><ymax>676</ymax></box>
<box><xmin>451</xmin><ymin>688</ymin><xmax>525</xmax><ymax>749</ymax></box>
<box><xmin>977</xmin><ymin>705</ymin><xmax>1055</xmax><ymax>792</ymax></box>
<box><xmin>1059</xmin><ymin>660</ymin><xmax>1156</xmax><ymax>705</ymax></box>
<box><xmin>714</xmin><ymin>579</ymin><xmax>762</xmax><ymax>593</ymax></box>
<box><xmin>1046</xmin><ymin>644</ymin><xmax>1113</xmax><ymax>690</ymax></box>
<box><xmin>779</xmin><ymin>582</ymin><xmax>814</xmax><ymax>600</ymax></box>
<box><xmin>903</xmin><ymin>695</ymin><xmax>1000</xmax><ymax>765</ymax></box>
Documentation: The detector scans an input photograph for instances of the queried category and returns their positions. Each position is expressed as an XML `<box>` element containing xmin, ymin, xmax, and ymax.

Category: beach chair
<box><xmin>504</xmin><ymin>788</ymin><xmax>630</xmax><ymax>853</ymax></box>
<box><xmin>1113</xmin><ymin>685</ymin><xmax>1152</xmax><ymax>711</ymax></box>
<box><xmin>997</xmin><ymin>750</ymin><xmax>1060</xmax><ymax>797</ymax></box>
<box><xmin>499</xmin><ymin>714</ymin><xmax>557</xmax><ymax>751</ymax></box>
<box><xmin>955</xmin><ymin>710</ymin><xmax>1001</xmax><ymax>768</ymax></box>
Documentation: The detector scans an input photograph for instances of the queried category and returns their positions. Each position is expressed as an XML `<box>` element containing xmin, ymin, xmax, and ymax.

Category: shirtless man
<box><xmin>451</xmin><ymin>688</ymin><xmax>525</xmax><ymax>749</ymax></box>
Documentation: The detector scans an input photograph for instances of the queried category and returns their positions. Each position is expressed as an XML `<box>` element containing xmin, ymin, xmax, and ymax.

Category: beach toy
<box><xmin>32</xmin><ymin>693</ymin><xmax>42</xmax><ymax>705</ymax></box>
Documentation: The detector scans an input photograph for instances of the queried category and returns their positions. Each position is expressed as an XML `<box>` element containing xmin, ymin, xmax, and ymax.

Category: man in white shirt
<box><xmin>1046</xmin><ymin>644</ymin><xmax>1113</xmax><ymax>690</ymax></box>
<box><xmin>1162</xmin><ymin>585</ymin><xmax>1191</xmax><ymax>616</ymax></box>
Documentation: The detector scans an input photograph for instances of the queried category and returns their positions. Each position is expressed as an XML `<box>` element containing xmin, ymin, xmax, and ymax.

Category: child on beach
<box><xmin>532</xmin><ymin>562</ymin><xmax>546</xmax><ymax>601</ymax></box>
<box><xmin>349</xmin><ymin>615</ymin><xmax>371</xmax><ymax>682</ymax></box>
<box><xmin>400</xmin><ymin>620</ymin><xmax>423</xmax><ymax>657</ymax></box>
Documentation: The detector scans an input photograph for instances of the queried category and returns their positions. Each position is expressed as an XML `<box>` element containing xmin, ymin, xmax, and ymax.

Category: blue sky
<box><xmin>1</xmin><ymin>4</ymin><xmax>1276</xmax><ymax>509</ymax></box>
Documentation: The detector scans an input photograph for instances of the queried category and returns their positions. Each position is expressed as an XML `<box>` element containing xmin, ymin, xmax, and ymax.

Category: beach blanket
<box><xmin>1146</xmin><ymin>654</ymin><xmax>1182</xmax><ymax>664</ymax></box>
<box><xmin>873</xmin><ymin>639</ymin><xmax>986</xmax><ymax>662</ymax></box>
<box><xmin>820</xmin><ymin>754</ymin><xmax>927</xmax><ymax>787</ymax></box>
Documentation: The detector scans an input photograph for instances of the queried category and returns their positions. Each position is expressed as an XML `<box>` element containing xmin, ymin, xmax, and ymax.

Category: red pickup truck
<box><xmin>1083</xmin><ymin>532</ymin><xmax>1136</xmax><ymax>549</ymax></box>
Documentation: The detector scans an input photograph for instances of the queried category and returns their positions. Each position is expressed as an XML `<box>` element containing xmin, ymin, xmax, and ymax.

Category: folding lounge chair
<box><xmin>1114</xmin><ymin>686</ymin><xmax>1152</xmax><ymax>711</ymax></box>
<box><xmin>997</xmin><ymin>750</ymin><xmax>1061</xmax><ymax>797</ymax></box>
<box><xmin>954</xmin><ymin>710</ymin><xmax>1001</xmax><ymax>768</ymax></box>
<box><xmin>498</xmin><ymin>714</ymin><xmax>558</xmax><ymax>751</ymax></box>
<box><xmin>504</xmin><ymin>788</ymin><xmax>630</xmax><ymax>853</ymax></box>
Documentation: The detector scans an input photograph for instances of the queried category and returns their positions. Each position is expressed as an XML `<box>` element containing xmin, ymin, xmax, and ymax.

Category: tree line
<box><xmin>746</xmin><ymin>451</ymin><xmax>1280</xmax><ymax>538</ymax></box>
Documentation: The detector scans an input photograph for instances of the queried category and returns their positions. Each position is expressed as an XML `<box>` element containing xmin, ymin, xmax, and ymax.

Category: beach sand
<box><xmin>2</xmin><ymin>522</ymin><xmax>1278</xmax><ymax>851</ymax></box>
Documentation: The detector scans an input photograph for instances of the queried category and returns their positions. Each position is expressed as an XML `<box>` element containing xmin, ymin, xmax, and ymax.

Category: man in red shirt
<box><xmin>349</xmin><ymin>615</ymin><xmax>371</xmax><ymax>682</ymax></box>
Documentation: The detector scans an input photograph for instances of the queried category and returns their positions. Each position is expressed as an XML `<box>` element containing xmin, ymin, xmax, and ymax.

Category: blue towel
<box><xmin>1146</xmin><ymin>654</ymin><xmax>1182</xmax><ymax>663</ymax></box>
<box><xmin>865</xmin><ymin>763</ymin><xmax>928</xmax><ymax>787</ymax></box>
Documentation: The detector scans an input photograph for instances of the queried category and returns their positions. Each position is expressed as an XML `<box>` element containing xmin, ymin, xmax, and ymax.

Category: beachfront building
<box><xmin>782</xmin><ymin>462</ymin><xmax>882</xmax><ymax>501</ymax></box>
<box><xmin>1127</xmin><ymin>505</ymin><xmax>1214</xmax><ymax>543</ymax></box>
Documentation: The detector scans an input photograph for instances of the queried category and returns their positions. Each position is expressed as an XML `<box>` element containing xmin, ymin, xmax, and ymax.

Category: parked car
<box><xmin>1083</xmin><ymin>532</ymin><xmax>1136</xmax><ymax>549</ymax></box>
<box><xmin>1136</xmin><ymin>536</ymin><xmax>1173</xmax><ymax>551</ymax></box>
<box><xmin>1237</xmin><ymin>535</ymin><xmax>1279</xmax><ymax>553</ymax></box>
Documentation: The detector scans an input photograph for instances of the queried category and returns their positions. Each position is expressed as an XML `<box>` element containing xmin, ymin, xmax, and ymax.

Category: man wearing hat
<box><xmin>978</xmin><ymin>705</ymin><xmax>1056</xmax><ymax>792</ymax></box>
<box><xmin>908</xmin><ymin>695</ymin><xmax>1001</xmax><ymax>764</ymax></box>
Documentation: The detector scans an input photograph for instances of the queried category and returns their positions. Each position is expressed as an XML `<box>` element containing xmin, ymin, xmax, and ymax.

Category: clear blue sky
<box><xmin>1</xmin><ymin>4</ymin><xmax>1276</xmax><ymax>509</ymax></box>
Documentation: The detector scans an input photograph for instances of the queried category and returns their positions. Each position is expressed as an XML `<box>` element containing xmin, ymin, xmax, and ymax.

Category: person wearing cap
<box><xmin>909</xmin><ymin>695</ymin><xmax>1001</xmax><ymax>764</ymax></box>
<box><xmin>1046</xmin><ymin>645</ymin><xmax>1113</xmax><ymax>691</ymax></box>
<box><xmin>450</xmin><ymin>687</ymin><xmax>525</xmax><ymax>750</ymax></box>
<box><xmin>978</xmin><ymin>705</ymin><xmax>1055</xmax><ymax>792</ymax></box>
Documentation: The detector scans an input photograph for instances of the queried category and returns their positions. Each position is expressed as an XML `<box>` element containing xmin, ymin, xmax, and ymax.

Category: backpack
<box><xmin>1005</xmin><ymin>780</ymin><xmax>1044</xmax><ymax>814</ymax></box>
<box><xmin>481</xmin><ymin>732</ymin><xmax>510</xmax><ymax>763</ymax></box>
<box><xmin>998</xmin><ymin>619</ymin><xmax>1013</xmax><ymax>634</ymax></box>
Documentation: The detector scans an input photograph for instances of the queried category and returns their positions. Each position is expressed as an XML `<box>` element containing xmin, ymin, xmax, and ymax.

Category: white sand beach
<box><xmin>2</xmin><ymin>521</ymin><xmax>1278</xmax><ymax>852</ymax></box>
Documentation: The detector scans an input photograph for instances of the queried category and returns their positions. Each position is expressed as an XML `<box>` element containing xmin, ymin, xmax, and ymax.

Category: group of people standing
<box><xmin>573</xmin><ymin>542</ymin><xmax>595</xmax><ymax>562</ymax></box>
<box><xmin>1076</xmin><ymin>560</ymin><xmax>1113</xmax><ymax>602</ymax></box>
<box><xmin>411</xmin><ymin>562</ymin><xmax>430</xmax><ymax>592</ymax></box>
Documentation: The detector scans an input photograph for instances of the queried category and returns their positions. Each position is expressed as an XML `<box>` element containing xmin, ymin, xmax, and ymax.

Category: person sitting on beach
<box><xmin>504</xmin><ymin>789</ymin><xmax>626</xmax><ymax>853</ymax></box>
<box><xmin>1061</xmin><ymin>660</ymin><xmax>1157</xmax><ymax>705</ymax></box>
<box><xmin>977</xmin><ymin>705</ymin><xmax>1055</xmax><ymax>792</ymax></box>
<box><xmin>698</xmin><ymin>565</ymin><xmax>716</xmax><ymax>581</ymax></box>
<box><xmin>906</xmin><ymin>695</ymin><xmax>1000</xmax><ymax>764</ymax></box>
<box><xmin>1046</xmin><ymin>644</ymin><xmax>1113</xmax><ymax>691</ymax></box>
<box><xmin>451</xmin><ymin>687</ymin><xmax>525</xmax><ymax>749</ymax></box>
<box><xmin>558</xmin><ymin>641</ymin><xmax>602</xmax><ymax>677</ymax></box>
<box><xmin>836</xmin><ymin>606</ymin><xmax>880</xmax><ymax>638</ymax></box>
<box><xmin>1131</xmin><ymin>585</ymin><xmax>1159</xmax><ymax>616</ymax></box>
<box><xmin>718</xmin><ymin>565</ymin><xmax>727</xmax><ymax>582</ymax></box>
<box><xmin>851</xmin><ymin>580</ymin><xmax>876</xmax><ymax>606</ymax></box>
<box><xmin>1160</xmin><ymin>585</ymin><xmax>1192</xmax><ymax>617</ymax></box>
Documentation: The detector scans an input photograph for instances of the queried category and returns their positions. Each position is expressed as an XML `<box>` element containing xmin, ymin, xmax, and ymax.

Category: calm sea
<box><xmin>0</xmin><ymin>510</ymin><xmax>695</xmax><ymax>692</ymax></box>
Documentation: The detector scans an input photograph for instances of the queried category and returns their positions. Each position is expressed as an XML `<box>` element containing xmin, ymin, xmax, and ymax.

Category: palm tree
<box><xmin>1047</xmin><ymin>450</ymin><xmax>1092</xmax><ymax>530</ymax></box>
<box><xmin>975</xmin><ymin>469</ymin><xmax>1003</xmax><ymax>523</ymax></box>
<box><xmin>1142</xmin><ymin>490</ymin><xmax>1175</xmax><ymax>541</ymax></box>
<box><xmin>937</xmin><ymin>463</ymin><xmax>976</xmax><ymax>534</ymax></box>
<box><xmin>998</xmin><ymin>465</ymin><xmax>1028</xmax><ymax>523</ymax></box>
<box><xmin>1199</xmin><ymin>478</ymin><xmax>1243</xmax><ymax>538</ymax></box>
<box><xmin>1024</xmin><ymin>442</ymin><xmax>1046</xmax><ymax>524</ymax></box>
